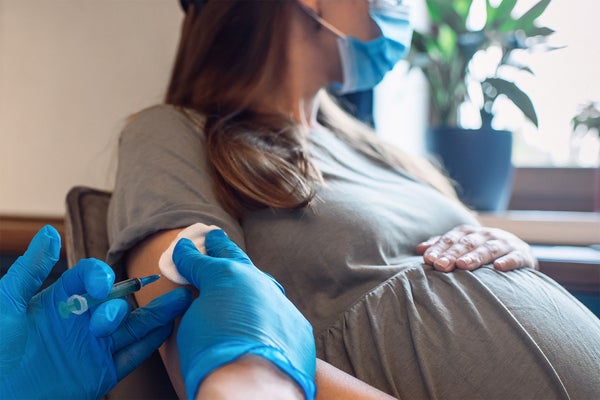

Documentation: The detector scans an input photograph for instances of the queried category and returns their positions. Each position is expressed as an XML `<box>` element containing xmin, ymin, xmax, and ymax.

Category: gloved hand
<box><xmin>174</xmin><ymin>230</ymin><xmax>316</xmax><ymax>400</ymax></box>
<box><xmin>0</xmin><ymin>225</ymin><xmax>192</xmax><ymax>399</ymax></box>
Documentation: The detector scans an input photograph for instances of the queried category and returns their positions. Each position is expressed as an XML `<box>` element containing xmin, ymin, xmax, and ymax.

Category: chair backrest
<box><xmin>65</xmin><ymin>186</ymin><xmax>112</xmax><ymax>267</ymax></box>
<box><xmin>64</xmin><ymin>186</ymin><xmax>177</xmax><ymax>399</ymax></box>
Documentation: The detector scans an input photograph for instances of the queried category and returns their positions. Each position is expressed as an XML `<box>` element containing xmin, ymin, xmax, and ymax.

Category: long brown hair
<box><xmin>166</xmin><ymin>0</ymin><xmax>322</xmax><ymax>217</ymax></box>
<box><xmin>165</xmin><ymin>0</ymin><xmax>458</xmax><ymax>218</ymax></box>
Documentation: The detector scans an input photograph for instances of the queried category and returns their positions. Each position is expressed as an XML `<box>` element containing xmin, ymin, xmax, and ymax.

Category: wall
<box><xmin>0</xmin><ymin>0</ymin><xmax>182</xmax><ymax>217</ymax></box>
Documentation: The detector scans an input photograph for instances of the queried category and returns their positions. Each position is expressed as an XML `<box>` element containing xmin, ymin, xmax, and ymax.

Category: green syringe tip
<box><xmin>140</xmin><ymin>274</ymin><xmax>161</xmax><ymax>287</ymax></box>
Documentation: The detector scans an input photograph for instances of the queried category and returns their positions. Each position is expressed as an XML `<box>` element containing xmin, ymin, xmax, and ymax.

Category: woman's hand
<box><xmin>416</xmin><ymin>225</ymin><xmax>538</xmax><ymax>272</ymax></box>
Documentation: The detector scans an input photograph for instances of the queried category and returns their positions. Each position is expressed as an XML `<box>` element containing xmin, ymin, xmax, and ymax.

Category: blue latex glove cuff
<box><xmin>183</xmin><ymin>343</ymin><xmax>316</xmax><ymax>400</ymax></box>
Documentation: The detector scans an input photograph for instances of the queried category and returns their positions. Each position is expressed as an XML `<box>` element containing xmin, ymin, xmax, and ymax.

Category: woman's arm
<box><xmin>194</xmin><ymin>358</ymin><xmax>395</xmax><ymax>400</ymax></box>
<box><xmin>196</xmin><ymin>356</ymin><xmax>304</xmax><ymax>400</ymax></box>
<box><xmin>314</xmin><ymin>359</ymin><xmax>395</xmax><ymax>399</ymax></box>
<box><xmin>126</xmin><ymin>228</ymin><xmax>187</xmax><ymax>396</ymax></box>
<box><xmin>126</xmin><ymin>229</ymin><xmax>395</xmax><ymax>400</ymax></box>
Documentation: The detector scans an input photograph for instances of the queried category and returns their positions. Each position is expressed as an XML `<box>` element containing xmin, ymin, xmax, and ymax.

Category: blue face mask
<box><xmin>302</xmin><ymin>0</ymin><xmax>413</xmax><ymax>94</ymax></box>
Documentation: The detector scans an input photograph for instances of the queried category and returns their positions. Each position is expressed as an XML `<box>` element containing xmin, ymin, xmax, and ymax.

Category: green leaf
<box><xmin>437</xmin><ymin>24</ymin><xmax>458</xmax><ymax>61</ymax></box>
<box><xmin>487</xmin><ymin>0</ymin><xmax>518</xmax><ymax>29</ymax></box>
<box><xmin>426</xmin><ymin>0</ymin><xmax>461</xmax><ymax>27</ymax></box>
<box><xmin>573</xmin><ymin>102</ymin><xmax>600</xmax><ymax>135</ymax></box>
<box><xmin>426</xmin><ymin>0</ymin><xmax>468</xmax><ymax>33</ymax></box>
<box><xmin>500</xmin><ymin>55</ymin><xmax>535</xmax><ymax>73</ymax></box>
<box><xmin>410</xmin><ymin>30</ymin><xmax>427</xmax><ymax>53</ymax></box>
<box><xmin>425</xmin><ymin>0</ymin><xmax>445</xmax><ymax>24</ymax></box>
<box><xmin>411</xmin><ymin>29</ymin><xmax>442</xmax><ymax>60</ymax></box>
<box><xmin>574</xmin><ymin>115</ymin><xmax>600</xmax><ymax>132</ymax></box>
<box><xmin>485</xmin><ymin>77</ymin><xmax>539</xmax><ymax>127</ymax></box>
<box><xmin>453</xmin><ymin>0</ymin><xmax>473</xmax><ymax>20</ymax></box>
<box><xmin>524</xmin><ymin>25</ymin><xmax>555</xmax><ymax>38</ymax></box>
<box><xmin>485</xmin><ymin>0</ymin><xmax>497</xmax><ymax>25</ymax></box>
<box><xmin>512</xmin><ymin>0</ymin><xmax>552</xmax><ymax>31</ymax></box>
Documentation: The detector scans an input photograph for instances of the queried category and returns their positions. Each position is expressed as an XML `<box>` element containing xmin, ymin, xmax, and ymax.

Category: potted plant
<box><xmin>408</xmin><ymin>0</ymin><xmax>556</xmax><ymax>211</ymax></box>
<box><xmin>572</xmin><ymin>101</ymin><xmax>600</xmax><ymax>143</ymax></box>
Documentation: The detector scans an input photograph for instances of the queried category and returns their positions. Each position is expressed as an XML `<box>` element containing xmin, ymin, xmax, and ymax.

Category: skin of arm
<box><xmin>195</xmin><ymin>358</ymin><xmax>395</xmax><ymax>400</ymax></box>
<box><xmin>126</xmin><ymin>229</ymin><xmax>395</xmax><ymax>400</ymax></box>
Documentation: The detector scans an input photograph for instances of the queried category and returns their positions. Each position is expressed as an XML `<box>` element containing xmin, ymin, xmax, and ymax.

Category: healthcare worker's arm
<box><xmin>128</xmin><ymin>229</ymin><xmax>396</xmax><ymax>400</ymax></box>
<box><xmin>173</xmin><ymin>233</ymin><xmax>315</xmax><ymax>399</ymax></box>
<box><xmin>0</xmin><ymin>225</ymin><xmax>192</xmax><ymax>400</ymax></box>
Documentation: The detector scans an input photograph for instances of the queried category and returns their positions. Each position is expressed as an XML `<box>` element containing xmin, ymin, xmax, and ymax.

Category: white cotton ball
<box><xmin>158</xmin><ymin>223</ymin><xmax>220</xmax><ymax>284</ymax></box>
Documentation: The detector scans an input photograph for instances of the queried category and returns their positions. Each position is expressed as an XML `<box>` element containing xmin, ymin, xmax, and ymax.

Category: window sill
<box><xmin>478</xmin><ymin>211</ymin><xmax>599</xmax><ymax>293</ymax></box>
<box><xmin>478</xmin><ymin>210</ymin><xmax>600</xmax><ymax>246</ymax></box>
<box><xmin>531</xmin><ymin>245</ymin><xmax>599</xmax><ymax>293</ymax></box>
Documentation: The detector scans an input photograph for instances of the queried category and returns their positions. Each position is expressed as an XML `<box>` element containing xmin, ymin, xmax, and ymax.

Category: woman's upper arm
<box><xmin>315</xmin><ymin>359</ymin><xmax>395</xmax><ymax>400</ymax></box>
<box><xmin>126</xmin><ymin>228</ymin><xmax>185</xmax><ymax>307</ymax></box>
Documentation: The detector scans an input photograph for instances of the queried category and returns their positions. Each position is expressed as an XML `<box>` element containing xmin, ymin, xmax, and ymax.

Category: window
<box><xmin>375</xmin><ymin>0</ymin><xmax>600</xmax><ymax>168</ymax></box>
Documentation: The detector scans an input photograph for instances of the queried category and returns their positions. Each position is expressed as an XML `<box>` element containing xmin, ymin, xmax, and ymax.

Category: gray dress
<box><xmin>108</xmin><ymin>105</ymin><xmax>600</xmax><ymax>399</ymax></box>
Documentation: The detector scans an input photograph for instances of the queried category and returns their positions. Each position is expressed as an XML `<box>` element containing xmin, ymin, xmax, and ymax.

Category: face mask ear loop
<box><xmin>296</xmin><ymin>1</ymin><xmax>347</xmax><ymax>39</ymax></box>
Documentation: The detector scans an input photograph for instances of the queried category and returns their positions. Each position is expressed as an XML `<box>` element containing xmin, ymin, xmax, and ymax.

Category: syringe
<box><xmin>58</xmin><ymin>275</ymin><xmax>160</xmax><ymax>318</ymax></box>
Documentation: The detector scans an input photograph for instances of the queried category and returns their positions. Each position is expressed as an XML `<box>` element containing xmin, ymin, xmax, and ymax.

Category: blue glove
<box><xmin>174</xmin><ymin>230</ymin><xmax>316</xmax><ymax>400</ymax></box>
<box><xmin>0</xmin><ymin>225</ymin><xmax>193</xmax><ymax>399</ymax></box>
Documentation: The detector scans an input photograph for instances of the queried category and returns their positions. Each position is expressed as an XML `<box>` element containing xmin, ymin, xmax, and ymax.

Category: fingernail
<box><xmin>459</xmin><ymin>255</ymin><xmax>472</xmax><ymax>265</ymax></box>
<box><xmin>104</xmin><ymin>302</ymin><xmax>120</xmax><ymax>321</ymax></box>
<box><xmin>427</xmin><ymin>251</ymin><xmax>438</xmax><ymax>260</ymax></box>
<box><xmin>435</xmin><ymin>257</ymin><xmax>450</xmax><ymax>269</ymax></box>
<box><xmin>40</xmin><ymin>225</ymin><xmax>60</xmax><ymax>252</ymax></box>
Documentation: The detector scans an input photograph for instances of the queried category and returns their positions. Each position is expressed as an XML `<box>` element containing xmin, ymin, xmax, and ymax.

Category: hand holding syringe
<box><xmin>1</xmin><ymin>225</ymin><xmax>192</xmax><ymax>399</ymax></box>
<box><xmin>58</xmin><ymin>275</ymin><xmax>160</xmax><ymax>318</ymax></box>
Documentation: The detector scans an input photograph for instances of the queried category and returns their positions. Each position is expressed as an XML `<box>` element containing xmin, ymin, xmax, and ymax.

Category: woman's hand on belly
<box><xmin>416</xmin><ymin>224</ymin><xmax>538</xmax><ymax>272</ymax></box>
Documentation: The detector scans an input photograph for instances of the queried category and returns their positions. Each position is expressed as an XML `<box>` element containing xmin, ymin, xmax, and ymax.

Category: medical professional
<box><xmin>0</xmin><ymin>225</ymin><xmax>320</xmax><ymax>400</ymax></box>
